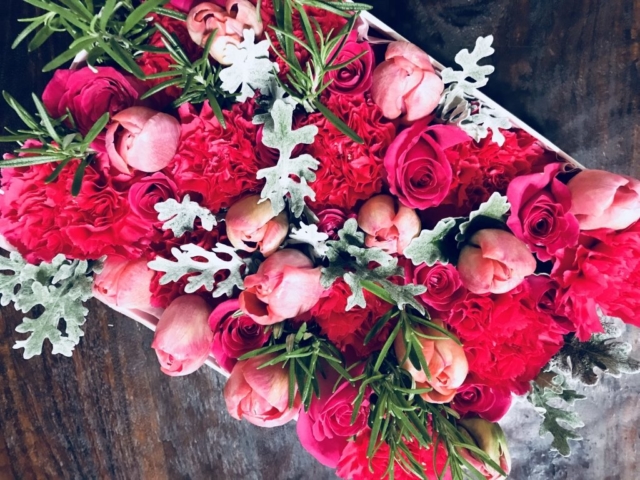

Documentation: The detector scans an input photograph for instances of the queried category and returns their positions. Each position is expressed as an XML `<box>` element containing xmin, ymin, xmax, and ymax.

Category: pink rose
<box><xmin>395</xmin><ymin>320</ymin><xmax>468</xmax><ymax>403</ymax></box>
<box><xmin>371</xmin><ymin>41</ymin><xmax>444</xmax><ymax>122</ymax></box>
<box><xmin>187</xmin><ymin>1</ymin><xmax>263</xmax><ymax>65</ymax></box>
<box><xmin>407</xmin><ymin>261</ymin><xmax>467</xmax><ymax>312</ymax></box>
<box><xmin>151</xmin><ymin>295</ymin><xmax>213</xmax><ymax>376</ymax></box>
<box><xmin>224</xmin><ymin>353</ymin><xmax>301</xmax><ymax>427</ymax></box>
<box><xmin>357</xmin><ymin>194</ymin><xmax>420</xmax><ymax>255</ymax></box>
<box><xmin>128</xmin><ymin>172</ymin><xmax>178</xmax><ymax>224</ymax></box>
<box><xmin>92</xmin><ymin>256</ymin><xmax>154</xmax><ymax>310</ymax></box>
<box><xmin>297</xmin><ymin>378</ymin><xmax>370</xmax><ymax>467</ymax></box>
<box><xmin>316</xmin><ymin>209</ymin><xmax>354</xmax><ymax>240</ymax></box>
<box><xmin>458</xmin><ymin>229</ymin><xmax>537</xmax><ymax>294</ymax></box>
<box><xmin>239</xmin><ymin>249</ymin><xmax>323</xmax><ymax>325</ymax></box>
<box><xmin>568</xmin><ymin>169</ymin><xmax>640</xmax><ymax>231</ymax></box>
<box><xmin>507</xmin><ymin>162</ymin><xmax>579</xmax><ymax>261</ymax></box>
<box><xmin>384</xmin><ymin>120</ymin><xmax>469</xmax><ymax>209</ymax></box>
<box><xmin>209</xmin><ymin>299</ymin><xmax>270</xmax><ymax>373</ymax></box>
<box><xmin>225</xmin><ymin>195</ymin><xmax>288</xmax><ymax>257</ymax></box>
<box><xmin>451</xmin><ymin>382</ymin><xmax>512</xmax><ymax>422</ymax></box>
<box><xmin>326</xmin><ymin>32</ymin><xmax>374</xmax><ymax>96</ymax></box>
<box><xmin>42</xmin><ymin>67</ymin><xmax>144</xmax><ymax>135</ymax></box>
<box><xmin>105</xmin><ymin>107</ymin><xmax>180</xmax><ymax>174</ymax></box>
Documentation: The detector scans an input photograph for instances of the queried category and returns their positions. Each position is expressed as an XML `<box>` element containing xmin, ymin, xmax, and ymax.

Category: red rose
<box><xmin>303</xmin><ymin>93</ymin><xmax>396</xmax><ymax>211</ymax></box>
<box><xmin>406</xmin><ymin>261</ymin><xmax>467</xmax><ymax>312</ymax></box>
<box><xmin>316</xmin><ymin>208</ymin><xmax>354</xmax><ymax>240</ymax></box>
<box><xmin>42</xmin><ymin>67</ymin><xmax>144</xmax><ymax>135</ymax></box>
<box><xmin>326</xmin><ymin>32</ymin><xmax>374</xmax><ymax>96</ymax></box>
<box><xmin>384</xmin><ymin>119</ymin><xmax>469</xmax><ymax>210</ymax></box>
<box><xmin>128</xmin><ymin>172</ymin><xmax>178</xmax><ymax>225</ymax></box>
<box><xmin>209</xmin><ymin>299</ymin><xmax>270</xmax><ymax>373</ymax></box>
<box><xmin>451</xmin><ymin>382</ymin><xmax>512</xmax><ymax>422</ymax></box>
<box><xmin>507</xmin><ymin>162</ymin><xmax>579</xmax><ymax>261</ymax></box>
<box><xmin>297</xmin><ymin>378</ymin><xmax>370</xmax><ymax>468</ymax></box>
<box><xmin>168</xmin><ymin>100</ymin><xmax>272</xmax><ymax>213</ymax></box>
<box><xmin>310</xmin><ymin>278</ymin><xmax>393</xmax><ymax>359</ymax></box>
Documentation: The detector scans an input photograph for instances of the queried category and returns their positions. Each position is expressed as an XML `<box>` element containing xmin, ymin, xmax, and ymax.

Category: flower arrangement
<box><xmin>1</xmin><ymin>1</ymin><xmax>639</xmax><ymax>479</ymax></box>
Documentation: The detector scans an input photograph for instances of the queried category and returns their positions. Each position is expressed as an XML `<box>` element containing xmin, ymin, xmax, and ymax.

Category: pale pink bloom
<box><xmin>371</xmin><ymin>41</ymin><xmax>444</xmax><ymax>122</ymax></box>
<box><xmin>458</xmin><ymin>418</ymin><xmax>511</xmax><ymax>480</ymax></box>
<box><xmin>224</xmin><ymin>353</ymin><xmax>301</xmax><ymax>427</ymax></box>
<box><xmin>186</xmin><ymin>1</ymin><xmax>262</xmax><ymax>65</ymax></box>
<box><xmin>92</xmin><ymin>256</ymin><xmax>154</xmax><ymax>310</ymax></box>
<box><xmin>458</xmin><ymin>229</ymin><xmax>536</xmax><ymax>294</ymax></box>
<box><xmin>226</xmin><ymin>195</ymin><xmax>288</xmax><ymax>257</ymax></box>
<box><xmin>239</xmin><ymin>249</ymin><xmax>323</xmax><ymax>325</ymax></box>
<box><xmin>357</xmin><ymin>194</ymin><xmax>420</xmax><ymax>255</ymax></box>
<box><xmin>568</xmin><ymin>169</ymin><xmax>640</xmax><ymax>231</ymax></box>
<box><xmin>151</xmin><ymin>295</ymin><xmax>213</xmax><ymax>377</ymax></box>
<box><xmin>395</xmin><ymin>320</ymin><xmax>468</xmax><ymax>403</ymax></box>
<box><xmin>105</xmin><ymin>106</ymin><xmax>180</xmax><ymax>174</ymax></box>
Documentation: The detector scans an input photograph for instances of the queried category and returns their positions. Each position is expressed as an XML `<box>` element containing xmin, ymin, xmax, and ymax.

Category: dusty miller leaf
<box><xmin>321</xmin><ymin>219</ymin><xmax>426</xmax><ymax>312</ymax></box>
<box><xmin>0</xmin><ymin>252</ymin><xmax>97</xmax><ymax>359</ymax></box>
<box><xmin>288</xmin><ymin>222</ymin><xmax>329</xmax><ymax>257</ymax></box>
<box><xmin>455</xmin><ymin>192</ymin><xmax>510</xmax><ymax>244</ymax></box>
<box><xmin>404</xmin><ymin>217</ymin><xmax>458</xmax><ymax>267</ymax></box>
<box><xmin>461</xmin><ymin>105</ymin><xmax>512</xmax><ymax>146</ymax></box>
<box><xmin>257</xmin><ymin>99</ymin><xmax>319</xmax><ymax>217</ymax></box>
<box><xmin>148</xmin><ymin>243</ymin><xmax>245</xmax><ymax>298</ymax></box>
<box><xmin>155</xmin><ymin>195</ymin><xmax>217</xmax><ymax>238</ymax></box>
<box><xmin>253</xmin><ymin>79</ymin><xmax>298</xmax><ymax>125</ymax></box>
<box><xmin>440</xmin><ymin>35</ymin><xmax>496</xmax><ymax>95</ymax></box>
<box><xmin>219</xmin><ymin>29</ymin><xmax>280</xmax><ymax>102</ymax></box>
<box><xmin>527</xmin><ymin>372</ymin><xmax>585</xmax><ymax>457</ymax></box>
<box><xmin>550</xmin><ymin>311</ymin><xmax>640</xmax><ymax>386</ymax></box>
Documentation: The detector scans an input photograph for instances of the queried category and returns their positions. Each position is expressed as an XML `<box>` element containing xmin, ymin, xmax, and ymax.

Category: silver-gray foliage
<box><xmin>155</xmin><ymin>194</ymin><xmax>217</xmax><ymax>237</ymax></box>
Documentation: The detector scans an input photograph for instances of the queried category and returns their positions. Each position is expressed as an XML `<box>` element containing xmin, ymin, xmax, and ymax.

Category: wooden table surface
<box><xmin>1</xmin><ymin>0</ymin><xmax>639</xmax><ymax>479</ymax></box>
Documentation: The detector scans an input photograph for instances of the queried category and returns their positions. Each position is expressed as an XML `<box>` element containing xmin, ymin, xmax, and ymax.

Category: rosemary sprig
<box><xmin>14</xmin><ymin>0</ymin><xmax>171</xmax><ymax>78</ymax></box>
<box><xmin>0</xmin><ymin>91</ymin><xmax>108</xmax><ymax>196</ymax></box>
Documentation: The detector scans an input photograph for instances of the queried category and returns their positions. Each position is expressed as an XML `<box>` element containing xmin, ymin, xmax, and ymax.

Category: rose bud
<box><xmin>92</xmin><ymin>256</ymin><xmax>154</xmax><ymax>310</ymax></box>
<box><xmin>458</xmin><ymin>229</ymin><xmax>537</xmax><ymax>295</ymax></box>
<box><xmin>372</xmin><ymin>41</ymin><xmax>444</xmax><ymax>122</ymax></box>
<box><xmin>187</xmin><ymin>1</ymin><xmax>262</xmax><ymax>65</ymax></box>
<box><xmin>451</xmin><ymin>382</ymin><xmax>512</xmax><ymax>422</ymax></box>
<box><xmin>317</xmin><ymin>209</ymin><xmax>355</xmax><ymax>241</ymax></box>
<box><xmin>209</xmin><ymin>299</ymin><xmax>270</xmax><ymax>373</ymax></box>
<box><xmin>357</xmin><ymin>194</ymin><xmax>420</xmax><ymax>255</ymax></box>
<box><xmin>297</xmin><ymin>377</ymin><xmax>370</xmax><ymax>467</ymax></box>
<box><xmin>224</xmin><ymin>353</ymin><xmax>301</xmax><ymax>427</ymax></box>
<box><xmin>225</xmin><ymin>195</ymin><xmax>288</xmax><ymax>257</ymax></box>
<box><xmin>458</xmin><ymin>418</ymin><xmax>511</xmax><ymax>480</ymax></box>
<box><xmin>567</xmin><ymin>169</ymin><xmax>640</xmax><ymax>231</ymax></box>
<box><xmin>239</xmin><ymin>249</ymin><xmax>323</xmax><ymax>325</ymax></box>
<box><xmin>105</xmin><ymin>106</ymin><xmax>180</xmax><ymax>174</ymax></box>
<box><xmin>151</xmin><ymin>295</ymin><xmax>213</xmax><ymax>376</ymax></box>
<box><xmin>326</xmin><ymin>32</ymin><xmax>375</xmax><ymax>96</ymax></box>
<box><xmin>394</xmin><ymin>320</ymin><xmax>468</xmax><ymax>403</ymax></box>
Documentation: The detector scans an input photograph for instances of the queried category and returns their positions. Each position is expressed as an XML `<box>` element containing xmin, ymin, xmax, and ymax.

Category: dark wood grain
<box><xmin>0</xmin><ymin>1</ymin><xmax>639</xmax><ymax>479</ymax></box>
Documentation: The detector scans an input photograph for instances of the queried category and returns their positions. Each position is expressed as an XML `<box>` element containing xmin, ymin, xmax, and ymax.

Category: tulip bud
<box><xmin>372</xmin><ymin>41</ymin><xmax>444</xmax><ymax>123</ymax></box>
<box><xmin>458</xmin><ymin>229</ymin><xmax>537</xmax><ymax>295</ymax></box>
<box><xmin>568</xmin><ymin>169</ymin><xmax>640</xmax><ymax>231</ymax></box>
<box><xmin>457</xmin><ymin>418</ymin><xmax>511</xmax><ymax>480</ymax></box>
<box><xmin>224</xmin><ymin>353</ymin><xmax>301</xmax><ymax>427</ymax></box>
<box><xmin>357</xmin><ymin>194</ymin><xmax>420</xmax><ymax>255</ymax></box>
<box><xmin>105</xmin><ymin>107</ymin><xmax>181</xmax><ymax>174</ymax></box>
<box><xmin>225</xmin><ymin>195</ymin><xmax>288</xmax><ymax>257</ymax></box>
<box><xmin>151</xmin><ymin>295</ymin><xmax>213</xmax><ymax>376</ymax></box>
<box><xmin>394</xmin><ymin>320</ymin><xmax>468</xmax><ymax>403</ymax></box>
<box><xmin>93</xmin><ymin>256</ymin><xmax>154</xmax><ymax>310</ymax></box>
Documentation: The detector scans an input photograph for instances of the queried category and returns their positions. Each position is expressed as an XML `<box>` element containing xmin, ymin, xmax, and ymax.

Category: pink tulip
<box><xmin>151</xmin><ymin>295</ymin><xmax>213</xmax><ymax>376</ymax></box>
<box><xmin>357</xmin><ymin>194</ymin><xmax>420</xmax><ymax>254</ymax></box>
<box><xmin>568</xmin><ymin>169</ymin><xmax>640</xmax><ymax>231</ymax></box>
<box><xmin>105</xmin><ymin>106</ymin><xmax>180</xmax><ymax>174</ymax></box>
<box><xmin>226</xmin><ymin>195</ymin><xmax>288</xmax><ymax>257</ymax></box>
<box><xmin>371</xmin><ymin>41</ymin><xmax>444</xmax><ymax>122</ymax></box>
<box><xmin>186</xmin><ymin>1</ymin><xmax>262</xmax><ymax>65</ymax></box>
<box><xmin>92</xmin><ymin>256</ymin><xmax>154</xmax><ymax>310</ymax></box>
<box><xmin>458</xmin><ymin>229</ymin><xmax>537</xmax><ymax>294</ymax></box>
<box><xmin>239</xmin><ymin>249</ymin><xmax>323</xmax><ymax>325</ymax></box>
<box><xmin>224</xmin><ymin>353</ymin><xmax>301</xmax><ymax>427</ymax></box>
<box><xmin>395</xmin><ymin>320</ymin><xmax>468</xmax><ymax>403</ymax></box>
